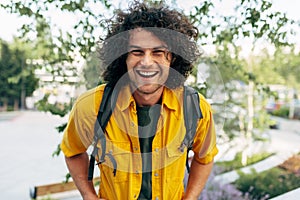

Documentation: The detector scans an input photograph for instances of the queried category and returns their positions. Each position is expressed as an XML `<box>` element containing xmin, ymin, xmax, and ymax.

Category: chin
<box><xmin>136</xmin><ymin>84</ymin><xmax>163</xmax><ymax>94</ymax></box>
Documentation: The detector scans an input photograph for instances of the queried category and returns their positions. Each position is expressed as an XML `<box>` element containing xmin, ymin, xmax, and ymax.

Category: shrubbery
<box><xmin>270</xmin><ymin>107</ymin><xmax>289</xmax><ymax>118</ymax></box>
<box><xmin>234</xmin><ymin>167</ymin><xmax>300</xmax><ymax>199</ymax></box>
<box><xmin>212</xmin><ymin>152</ymin><xmax>300</xmax><ymax>199</ymax></box>
<box><xmin>199</xmin><ymin>172</ymin><xmax>251</xmax><ymax>200</ymax></box>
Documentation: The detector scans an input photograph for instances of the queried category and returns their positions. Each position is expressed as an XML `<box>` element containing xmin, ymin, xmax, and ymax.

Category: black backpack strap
<box><xmin>88</xmin><ymin>84</ymin><xmax>118</xmax><ymax>180</ymax></box>
<box><xmin>179</xmin><ymin>86</ymin><xmax>203</xmax><ymax>173</ymax></box>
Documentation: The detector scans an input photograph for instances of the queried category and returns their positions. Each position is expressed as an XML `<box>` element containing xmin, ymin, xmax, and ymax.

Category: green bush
<box><xmin>7</xmin><ymin>105</ymin><xmax>14</xmax><ymax>111</ymax></box>
<box><xmin>234</xmin><ymin>167</ymin><xmax>300</xmax><ymax>199</ymax></box>
<box><xmin>271</xmin><ymin>107</ymin><xmax>289</xmax><ymax>118</ymax></box>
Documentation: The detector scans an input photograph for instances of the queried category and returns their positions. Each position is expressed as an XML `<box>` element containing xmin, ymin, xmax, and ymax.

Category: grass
<box><xmin>214</xmin><ymin>151</ymin><xmax>275</xmax><ymax>174</ymax></box>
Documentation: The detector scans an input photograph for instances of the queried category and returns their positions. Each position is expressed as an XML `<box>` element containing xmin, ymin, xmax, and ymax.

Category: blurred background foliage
<box><xmin>1</xmin><ymin>0</ymin><xmax>299</xmax><ymax>155</ymax></box>
<box><xmin>1</xmin><ymin>0</ymin><xmax>300</xmax><ymax>198</ymax></box>
<box><xmin>0</xmin><ymin>0</ymin><xmax>300</xmax><ymax>189</ymax></box>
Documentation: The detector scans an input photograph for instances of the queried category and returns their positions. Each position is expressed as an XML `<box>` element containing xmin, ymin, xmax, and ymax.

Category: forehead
<box><xmin>128</xmin><ymin>28</ymin><xmax>167</xmax><ymax>48</ymax></box>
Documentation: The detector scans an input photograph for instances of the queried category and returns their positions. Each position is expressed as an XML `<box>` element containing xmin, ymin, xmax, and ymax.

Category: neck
<box><xmin>132</xmin><ymin>87</ymin><xmax>164</xmax><ymax>107</ymax></box>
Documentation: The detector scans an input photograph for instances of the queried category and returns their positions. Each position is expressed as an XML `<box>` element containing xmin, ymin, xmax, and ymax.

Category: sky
<box><xmin>0</xmin><ymin>0</ymin><xmax>299</xmax><ymax>46</ymax></box>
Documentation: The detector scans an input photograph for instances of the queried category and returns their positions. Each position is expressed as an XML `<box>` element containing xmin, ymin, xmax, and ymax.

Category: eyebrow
<box><xmin>128</xmin><ymin>45</ymin><xmax>168</xmax><ymax>49</ymax></box>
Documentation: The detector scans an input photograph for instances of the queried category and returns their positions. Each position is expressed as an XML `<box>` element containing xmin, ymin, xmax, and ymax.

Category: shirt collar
<box><xmin>117</xmin><ymin>85</ymin><xmax>135</xmax><ymax>111</ymax></box>
<box><xmin>161</xmin><ymin>87</ymin><xmax>182</xmax><ymax>119</ymax></box>
<box><xmin>117</xmin><ymin>85</ymin><xmax>183</xmax><ymax>118</ymax></box>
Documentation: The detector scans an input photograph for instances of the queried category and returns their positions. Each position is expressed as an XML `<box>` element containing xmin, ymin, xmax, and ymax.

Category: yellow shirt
<box><xmin>61</xmin><ymin>84</ymin><xmax>218</xmax><ymax>200</ymax></box>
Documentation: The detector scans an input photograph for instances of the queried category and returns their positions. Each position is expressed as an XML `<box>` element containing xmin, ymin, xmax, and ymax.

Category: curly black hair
<box><xmin>98</xmin><ymin>1</ymin><xmax>200</xmax><ymax>88</ymax></box>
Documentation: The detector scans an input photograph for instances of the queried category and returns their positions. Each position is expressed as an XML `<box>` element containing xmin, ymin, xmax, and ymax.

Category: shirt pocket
<box><xmin>165</xmin><ymin>146</ymin><xmax>186</xmax><ymax>199</ymax></box>
<box><xmin>165</xmin><ymin>144</ymin><xmax>186</xmax><ymax>179</ymax></box>
<box><xmin>101</xmin><ymin>140</ymin><xmax>132</xmax><ymax>182</ymax></box>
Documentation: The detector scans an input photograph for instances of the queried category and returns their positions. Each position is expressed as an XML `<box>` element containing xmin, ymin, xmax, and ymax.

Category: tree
<box><xmin>83</xmin><ymin>51</ymin><xmax>103</xmax><ymax>89</ymax></box>
<box><xmin>0</xmin><ymin>41</ymin><xmax>12</xmax><ymax>110</ymax></box>
<box><xmin>184</xmin><ymin>0</ymin><xmax>297</xmax><ymax>163</ymax></box>
<box><xmin>0</xmin><ymin>40</ymin><xmax>38</xmax><ymax>110</ymax></box>
<box><xmin>1</xmin><ymin>0</ymin><xmax>298</xmax><ymax>164</ymax></box>
<box><xmin>252</xmin><ymin>46</ymin><xmax>300</xmax><ymax>119</ymax></box>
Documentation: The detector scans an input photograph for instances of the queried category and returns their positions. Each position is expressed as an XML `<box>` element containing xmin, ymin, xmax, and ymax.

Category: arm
<box><xmin>65</xmin><ymin>152</ymin><xmax>99</xmax><ymax>200</ymax></box>
<box><xmin>183</xmin><ymin>158</ymin><xmax>214</xmax><ymax>200</ymax></box>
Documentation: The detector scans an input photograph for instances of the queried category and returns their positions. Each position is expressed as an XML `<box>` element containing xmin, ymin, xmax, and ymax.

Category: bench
<box><xmin>30</xmin><ymin>177</ymin><xmax>100</xmax><ymax>199</ymax></box>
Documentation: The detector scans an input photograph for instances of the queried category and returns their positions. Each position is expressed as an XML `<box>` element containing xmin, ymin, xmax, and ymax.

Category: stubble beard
<box><xmin>135</xmin><ymin>83</ymin><xmax>164</xmax><ymax>95</ymax></box>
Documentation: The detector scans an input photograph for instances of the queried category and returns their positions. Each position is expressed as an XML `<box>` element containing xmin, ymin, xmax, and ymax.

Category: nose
<box><xmin>140</xmin><ymin>51</ymin><xmax>154</xmax><ymax>66</ymax></box>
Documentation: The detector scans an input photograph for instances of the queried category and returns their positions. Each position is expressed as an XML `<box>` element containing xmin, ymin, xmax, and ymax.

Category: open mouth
<box><xmin>136</xmin><ymin>70</ymin><xmax>159</xmax><ymax>78</ymax></box>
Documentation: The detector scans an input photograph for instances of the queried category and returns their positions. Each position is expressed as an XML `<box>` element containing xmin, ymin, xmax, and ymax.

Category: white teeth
<box><xmin>139</xmin><ymin>71</ymin><xmax>156</xmax><ymax>76</ymax></box>
<box><xmin>137</xmin><ymin>70</ymin><xmax>158</xmax><ymax>77</ymax></box>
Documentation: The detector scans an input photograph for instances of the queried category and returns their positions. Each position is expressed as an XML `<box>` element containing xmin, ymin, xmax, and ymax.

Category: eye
<box><xmin>129</xmin><ymin>49</ymin><xmax>144</xmax><ymax>56</ymax></box>
<box><xmin>152</xmin><ymin>49</ymin><xmax>167</xmax><ymax>57</ymax></box>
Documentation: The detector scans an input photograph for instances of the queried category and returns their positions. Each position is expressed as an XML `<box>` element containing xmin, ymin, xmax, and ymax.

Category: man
<box><xmin>61</xmin><ymin>2</ymin><xmax>218</xmax><ymax>200</ymax></box>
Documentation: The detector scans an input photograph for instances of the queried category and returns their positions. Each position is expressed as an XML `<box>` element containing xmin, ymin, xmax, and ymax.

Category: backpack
<box><xmin>88</xmin><ymin>84</ymin><xmax>202</xmax><ymax>180</ymax></box>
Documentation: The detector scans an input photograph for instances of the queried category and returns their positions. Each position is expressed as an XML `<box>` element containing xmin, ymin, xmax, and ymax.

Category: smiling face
<box><xmin>126</xmin><ymin>28</ymin><xmax>172</xmax><ymax>95</ymax></box>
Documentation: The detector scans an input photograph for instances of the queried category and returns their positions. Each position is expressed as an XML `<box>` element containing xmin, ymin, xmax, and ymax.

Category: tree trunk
<box><xmin>14</xmin><ymin>99</ymin><xmax>19</xmax><ymax>111</ymax></box>
<box><xmin>2</xmin><ymin>99</ymin><xmax>8</xmax><ymax>111</ymax></box>
<box><xmin>242</xmin><ymin>80</ymin><xmax>254</xmax><ymax>166</ymax></box>
<box><xmin>288</xmin><ymin>89</ymin><xmax>295</xmax><ymax>119</ymax></box>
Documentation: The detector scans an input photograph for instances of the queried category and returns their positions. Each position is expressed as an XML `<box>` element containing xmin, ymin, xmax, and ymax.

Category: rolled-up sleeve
<box><xmin>60</xmin><ymin>103</ymin><xmax>87</xmax><ymax>157</ymax></box>
<box><xmin>60</xmin><ymin>86</ymin><xmax>104</xmax><ymax>157</ymax></box>
<box><xmin>192</xmin><ymin>95</ymin><xmax>218</xmax><ymax>164</ymax></box>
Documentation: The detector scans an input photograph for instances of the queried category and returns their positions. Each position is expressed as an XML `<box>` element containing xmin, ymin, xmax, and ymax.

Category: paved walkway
<box><xmin>0</xmin><ymin>111</ymin><xmax>76</xmax><ymax>200</ymax></box>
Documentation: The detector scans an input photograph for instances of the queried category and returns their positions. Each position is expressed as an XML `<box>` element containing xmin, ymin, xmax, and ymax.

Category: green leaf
<box><xmin>56</xmin><ymin>123</ymin><xmax>67</xmax><ymax>133</ymax></box>
<box><xmin>52</xmin><ymin>144</ymin><xmax>61</xmax><ymax>157</ymax></box>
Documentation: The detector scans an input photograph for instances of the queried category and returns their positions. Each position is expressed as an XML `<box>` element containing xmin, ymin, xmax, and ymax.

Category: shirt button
<box><xmin>154</xmin><ymin>172</ymin><xmax>159</xmax><ymax>177</ymax></box>
<box><xmin>135</xmin><ymin>170</ymin><xmax>139</xmax><ymax>174</ymax></box>
<box><xmin>131</xmin><ymin>121</ymin><xmax>135</xmax><ymax>127</ymax></box>
<box><xmin>134</xmin><ymin>147</ymin><xmax>138</xmax><ymax>151</ymax></box>
<box><xmin>155</xmin><ymin>197</ymin><xmax>159</xmax><ymax>200</ymax></box>
<box><xmin>154</xmin><ymin>148</ymin><xmax>159</xmax><ymax>152</ymax></box>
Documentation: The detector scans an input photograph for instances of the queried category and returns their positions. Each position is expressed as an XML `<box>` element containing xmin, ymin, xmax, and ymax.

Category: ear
<box><xmin>170</xmin><ymin>53</ymin><xmax>177</xmax><ymax>65</ymax></box>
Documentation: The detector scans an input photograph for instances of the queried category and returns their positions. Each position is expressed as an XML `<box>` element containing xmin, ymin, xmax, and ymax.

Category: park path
<box><xmin>0</xmin><ymin>111</ymin><xmax>72</xmax><ymax>200</ymax></box>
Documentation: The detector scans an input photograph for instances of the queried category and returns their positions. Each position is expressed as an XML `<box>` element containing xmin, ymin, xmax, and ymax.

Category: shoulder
<box><xmin>73</xmin><ymin>84</ymin><xmax>106</xmax><ymax>115</ymax></box>
<box><xmin>183</xmin><ymin>86</ymin><xmax>212</xmax><ymax>115</ymax></box>
<box><xmin>76</xmin><ymin>84</ymin><xmax>105</xmax><ymax>103</ymax></box>
<box><xmin>198</xmin><ymin>93</ymin><xmax>211</xmax><ymax>109</ymax></box>
<box><xmin>198</xmin><ymin>93</ymin><xmax>213</xmax><ymax>119</ymax></box>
